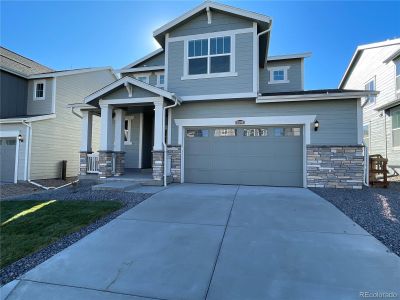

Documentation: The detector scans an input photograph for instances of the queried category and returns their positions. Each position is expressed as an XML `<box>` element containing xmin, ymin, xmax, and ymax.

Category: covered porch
<box><xmin>76</xmin><ymin>76</ymin><xmax>182</xmax><ymax>185</ymax></box>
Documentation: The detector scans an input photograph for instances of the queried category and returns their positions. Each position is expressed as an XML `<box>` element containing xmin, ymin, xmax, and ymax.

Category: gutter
<box><xmin>162</xmin><ymin>95</ymin><xmax>181</xmax><ymax>187</ymax></box>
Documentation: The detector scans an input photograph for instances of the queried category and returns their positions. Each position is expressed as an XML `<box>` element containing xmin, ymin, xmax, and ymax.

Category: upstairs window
<box><xmin>268</xmin><ymin>66</ymin><xmax>290</xmax><ymax>84</ymax></box>
<box><xmin>135</xmin><ymin>75</ymin><xmax>149</xmax><ymax>84</ymax></box>
<box><xmin>364</xmin><ymin>78</ymin><xmax>376</xmax><ymax>105</ymax></box>
<box><xmin>395</xmin><ymin>59</ymin><xmax>400</xmax><ymax>93</ymax></box>
<box><xmin>392</xmin><ymin>109</ymin><xmax>400</xmax><ymax>148</ymax></box>
<box><xmin>157</xmin><ymin>74</ymin><xmax>165</xmax><ymax>88</ymax></box>
<box><xmin>34</xmin><ymin>80</ymin><xmax>45</xmax><ymax>100</ymax></box>
<box><xmin>186</xmin><ymin>35</ymin><xmax>233</xmax><ymax>78</ymax></box>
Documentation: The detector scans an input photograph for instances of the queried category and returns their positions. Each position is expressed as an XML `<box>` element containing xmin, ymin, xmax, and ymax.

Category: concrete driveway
<box><xmin>5</xmin><ymin>184</ymin><xmax>400</xmax><ymax>300</ymax></box>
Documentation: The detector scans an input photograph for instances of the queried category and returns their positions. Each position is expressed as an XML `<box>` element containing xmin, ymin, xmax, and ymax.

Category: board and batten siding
<box><xmin>167</xmin><ymin>32</ymin><xmax>254</xmax><ymax>97</ymax></box>
<box><xmin>27</xmin><ymin>78</ymin><xmax>54</xmax><ymax>115</ymax></box>
<box><xmin>342</xmin><ymin>42</ymin><xmax>400</xmax><ymax>167</ymax></box>
<box><xmin>29</xmin><ymin>70</ymin><xmax>115</xmax><ymax>180</ymax></box>
<box><xmin>0</xmin><ymin>70</ymin><xmax>28</xmax><ymax>118</ymax></box>
<box><xmin>171</xmin><ymin>99</ymin><xmax>358</xmax><ymax>145</ymax></box>
<box><xmin>259</xmin><ymin>58</ymin><xmax>303</xmax><ymax>93</ymax></box>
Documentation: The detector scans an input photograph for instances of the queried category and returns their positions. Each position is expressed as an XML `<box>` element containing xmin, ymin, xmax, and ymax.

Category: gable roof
<box><xmin>123</xmin><ymin>48</ymin><xmax>164</xmax><ymax>69</ymax></box>
<box><xmin>153</xmin><ymin>1</ymin><xmax>271</xmax><ymax>47</ymax></box>
<box><xmin>383</xmin><ymin>48</ymin><xmax>400</xmax><ymax>64</ymax></box>
<box><xmin>267</xmin><ymin>52</ymin><xmax>311</xmax><ymax>61</ymax></box>
<box><xmin>85</xmin><ymin>76</ymin><xmax>181</xmax><ymax>104</ymax></box>
<box><xmin>339</xmin><ymin>38</ymin><xmax>400</xmax><ymax>88</ymax></box>
<box><xmin>29</xmin><ymin>67</ymin><xmax>115</xmax><ymax>79</ymax></box>
<box><xmin>0</xmin><ymin>46</ymin><xmax>53</xmax><ymax>77</ymax></box>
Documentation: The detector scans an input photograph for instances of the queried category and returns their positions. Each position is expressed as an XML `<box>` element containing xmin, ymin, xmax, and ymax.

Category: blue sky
<box><xmin>1</xmin><ymin>1</ymin><xmax>399</xmax><ymax>89</ymax></box>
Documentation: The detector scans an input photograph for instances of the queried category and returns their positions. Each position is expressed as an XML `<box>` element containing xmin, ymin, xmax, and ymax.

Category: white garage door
<box><xmin>0</xmin><ymin>138</ymin><xmax>17</xmax><ymax>182</ymax></box>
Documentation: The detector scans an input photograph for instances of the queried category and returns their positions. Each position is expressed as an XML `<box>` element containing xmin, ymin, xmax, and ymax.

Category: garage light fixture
<box><xmin>314</xmin><ymin>120</ymin><xmax>319</xmax><ymax>131</ymax></box>
<box><xmin>18</xmin><ymin>134</ymin><xmax>23</xmax><ymax>142</ymax></box>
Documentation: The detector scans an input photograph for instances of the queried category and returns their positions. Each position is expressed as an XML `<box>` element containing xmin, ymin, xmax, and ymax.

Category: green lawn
<box><xmin>0</xmin><ymin>200</ymin><xmax>123</xmax><ymax>269</ymax></box>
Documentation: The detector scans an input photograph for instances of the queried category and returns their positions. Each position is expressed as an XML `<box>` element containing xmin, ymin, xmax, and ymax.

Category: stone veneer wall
<box><xmin>98</xmin><ymin>151</ymin><xmax>113</xmax><ymax>178</ymax></box>
<box><xmin>114</xmin><ymin>151</ymin><xmax>125</xmax><ymax>176</ymax></box>
<box><xmin>307</xmin><ymin>145</ymin><xmax>364</xmax><ymax>189</ymax></box>
<box><xmin>152</xmin><ymin>150</ymin><xmax>164</xmax><ymax>181</ymax></box>
<box><xmin>167</xmin><ymin>145</ymin><xmax>182</xmax><ymax>183</ymax></box>
<box><xmin>79</xmin><ymin>152</ymin><xmax>89</xmax><ymax>176</ymax></box>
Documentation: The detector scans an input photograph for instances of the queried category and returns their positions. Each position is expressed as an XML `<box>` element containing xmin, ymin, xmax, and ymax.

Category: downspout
<box><xmin>71</xmin><ymin>107</ymin><xmax>83</xmax><ymax>119</ymax></box>
<box><xmin>162</xmin><ymin>95</ymin><xmax>180</xmax><ymax>187</ymax></box>
<box><xmin>257</xmin><ymin>22</ymin><xmax>273</xmax><ymax>94</ymax></box>
<box><xmin>21</xmin><ymin>120</ymin><xmax>32</xmax><ymax>181</ymax></box>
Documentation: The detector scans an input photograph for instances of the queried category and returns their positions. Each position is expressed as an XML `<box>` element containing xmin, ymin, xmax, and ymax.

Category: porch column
<box><xmin>152</xmin><ymin>98</ymin><xmax>165</xmax><ymax>182</ymax></box>
<box><xmin>79</xmin><ymin>110</ymin><xmax>93</xmax><ymax>176</ymax></box>
<box><xmin>114</xmin><ymin>108</ymin><xmax>125</xmax><ymax>176</ymax></box>
<box><xmin>99</xmin><ymin>103</ymin><xmax>113</xmax><ymax>178</ymax></box>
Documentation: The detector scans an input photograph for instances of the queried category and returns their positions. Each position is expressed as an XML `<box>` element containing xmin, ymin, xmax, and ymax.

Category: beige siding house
<box><xmin>340</xmin><ymin>39</ymin><xmax>400</xmax><ymax>173</ymax></box>
<box><xmin>0</xmin><ymin>47</ymin><xmax>115</xmax><ymax>182</ymax></box>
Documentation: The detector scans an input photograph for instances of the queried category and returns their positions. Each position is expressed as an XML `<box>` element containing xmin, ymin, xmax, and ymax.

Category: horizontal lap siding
<box><xmin>30</xmin><ymin>70</ymin><xmax>115</xmax><ymax>180</ymax></box>
<box><xmin>343</xmin><ymin>43</ymin><xmax>400</xmax><ymax>165</ymax></box>
<box><xmin>136</xmin><ymin>52</ymin><xmax>165</xmax><ymax>67</ymax></box>
<box><xmin>27</xmin><ymin>78</ymin><xmax>54</xmax><ymax>115</ymax></box>
<box><xmin>168</xmin><ymin>32</ymin><xmax>253</xmax><ymax>96</ymax></box>
<box><xmin>171</xmin><ymin>99</ymin><xmax>358</xmax><ymax>145</ymax></box>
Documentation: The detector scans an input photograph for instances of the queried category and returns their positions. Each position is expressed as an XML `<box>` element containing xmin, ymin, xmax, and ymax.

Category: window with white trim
<box><xmin>124</xmin><ymin>117</ymin><xmax>134</xmax><ymax>145</ymax></box>
<box><xmin>34</xmin><ymin>80</ymin><xmax>46</xmax><ymax>100</ymax></box>
<box><xmin>186</xmin><ymin>35</ymin><xmax>232</xmax><ymax>76</ymax></box>
<box><xmin>157</xmin><ymin>74</ymin><xmax>165</xmax><ymax>88</ymax></box>
<box><xmin>268</xmin><ymin>66</ymin><xmax>290</xmax><ymax>84</ymax></box>
<box><xmin>395</xmin><ymin>59</ymin><xmax>400</xmax><ymax>93</ymax></box>
<box><xmin>135</xmin><ymin>75</ymin><xmax>149</xmax><ymax>84</ymax></box>
<box><xmin>392</xmin><ymin>108</ymin><xmax>400</xmax><ymax>148</ymax></box>
<box><xmin>363</xmin><ymin>124</ymin><xmax>370</xmax><ymax>148</ymax></box>
<box><xmin>364</xmin><ymin>77</ymin><xmax>376</xmax><ymax>105</ymax></box>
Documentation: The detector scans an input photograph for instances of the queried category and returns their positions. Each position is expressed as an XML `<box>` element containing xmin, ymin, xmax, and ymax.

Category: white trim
<box><xmin>363</xmin><ymin>122</ymin><xmax>371</xmax><ymax>148</ymax></box>
<box><xmin>24</xmin><ymin>124</ymin><xmax>30</xmax><ymax>180</ymax></box>
<box><xmin>117</xmin><ymin>66</ymin><xmax>164</xmax><ymax>74</ymax></box>
<box><xmin>85</xmin><ymin>76</ymin><xmax>179</xmax><ymax>103</ymax></box>
<box><xmin>252</xmin><ymin>22</ymin><xmax>258</xmax><ymax>94</ymax></box>
<box><xmin>124</xmin><ymin>115</ymin><xmax>134</xmax><ymax>145</ymax></box>
<box><xmin>181</xmin><ymin>92</ymin><xmax>256</xmax><ymax>101</ymax></box>
<box><xmin>138</xmin><ymin>113</ymin><xmax>143</xmax><ymax>168</ymax></box>
<box><xmin>153</xmin><ymin>2</ymin><xmax>270</xmax><ymax>38</ymax></box>
<box><xmin>364</xmin><ymin>76</ymin><xmax>377</xmax><ymax>106</ymax></box>
<box><xmin>267</xmin><ymin>52</ymin><xmax>312</xmax><ymax>61</ymax></box>
<box><xmin>175</xmin><ymin>115</ymin><xmax>315</xmax><ymax>187</ymax></box>
<box><xmin>169</xmin><ymin>28</ymin><xmax>253</xmax><ymax>43</ymax></box>
<box><xmin>133</xmin><ymin>73</ymin><xmax>150</xmax><ymax>84</ymax></box>
<box><xmin>0</xmin><ymin>66</ymin><xmax>29</xmax><ymax>79</ymax></box>
<box><xmin>167</xmin><ymin>108</ymin><xmax>172</xmax><ymax>144</ymax></box>
<box><xmin>156</xmin><ymin>73</ymin><xmax>165</xmax><ymax>88</ymax></box>
<box><xmin>0</xmin><ymin>114</ymin><xmax>56</xmax><ymax>124</ymax></box>
<box><xmin>256</xmin><ymin>91</ymin><xmax>376</xmax><ymax>103</ymax></box>
<box><xmin>165</xmin><ymin>33</ymin><xmax>169</xmax><ymax>90</ymax></box>
<box><xmin>33</xmin><ymin>79</ymin><xmax>46</xmax><ymax>100</ymax></box>
<box><xmin>0</xmin><ymin>130</ymin><xmax>19</xmax><ymax>138</ymax></box>
<box><xmin>52</xmin><ymin>77</ymin><xmax>57</xmax><ymax>113</ymax></box>
<box><xmin>99</xmin><ymin>97</ymin><xmax>161</xmax><ymax>106</ymax></box>
<box><xmin>206</xmin><ymin>6</ymin><xmax>212</xmax><ymax>24</ymax></box>
<box><xmin>28</xmin><ymin>67</ymin><xmax>113</xmax><ymax>79</ymax></box>
<box><xmin>182</xmin><ymin>33</ymin><xmax>236</xmax><ymax>80</ymax></box>
<box><xmin>267</xmin><ymin>66</ymin><xmax>290</xmax><ymax>84</ymax></box>
<box><xmin>123</xmin><ymin>48</ymin><xmax>164</xmax><ymax>69</ymax></box>
<box><xmin>0</xmin><ymin>131</ymin><xmax>20</xmax><ymax>183</ymax></box>
<box><xmin>357</xmin><ymin>99</ymin><xmax>363</xmax><ymax>144</ymax></box>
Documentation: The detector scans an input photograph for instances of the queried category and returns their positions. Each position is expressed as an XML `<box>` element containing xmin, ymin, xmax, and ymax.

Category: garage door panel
<box><xmin>184</xmin><ymin>126</ymin><xmax>303</xmax><ymax>187</ymax></box>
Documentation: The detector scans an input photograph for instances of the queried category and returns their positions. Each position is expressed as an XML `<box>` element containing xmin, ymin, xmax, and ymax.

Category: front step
<box><xmin>92</xmin><ymin>181</ymin><xmax>141</xmax><ymax>191</ymax></box>
<box><xmin>141</xmin><ymin>176</ymin><xmax>173</xmax><ymax>186</ymax></box>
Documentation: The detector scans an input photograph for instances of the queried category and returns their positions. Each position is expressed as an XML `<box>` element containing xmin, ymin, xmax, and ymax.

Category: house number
<box><xmin>235</xmin><ymin>120</ymin><xmax>245</xmax><ymax>125</ymax></box>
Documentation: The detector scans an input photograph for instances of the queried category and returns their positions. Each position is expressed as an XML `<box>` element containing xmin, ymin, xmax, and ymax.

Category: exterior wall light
<box><xmin>314</xmin><ymin>120</ymin><xmax>319</xmax><ymax>131</ymax></box>
<box><xmin>18</xmin><ymin>134</ymin><xmax>24</xmax><ymax>142</ymax></box>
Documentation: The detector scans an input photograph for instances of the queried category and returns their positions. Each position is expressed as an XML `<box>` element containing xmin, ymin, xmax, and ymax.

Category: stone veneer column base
<box><xmin>152</xmin><ymin>150</ymin><xmax>164</xmax><ymax>182</ymax></box>
<box><xmin>79</xmin><ymin>151</ymin><xmax>91</xmax><ymax>176</ymax></box>
<box><xmin>98</xmin><ymin>151</ymin><xmax>114</xmax><ymax>178</ymax></box>
<box><xmin>167</xmin><ymin>145</ymin><xmax>182</xmax><ymax>183</ymax></box>
<box><xmin>114</xmin><ymin>151</ymin><xmax>125</xmax><ymax>176</ymax></box>
<box><xmin>307</xmin><ymin>145</ymin><xmax>364</xmax><ymax>189</ymax></box>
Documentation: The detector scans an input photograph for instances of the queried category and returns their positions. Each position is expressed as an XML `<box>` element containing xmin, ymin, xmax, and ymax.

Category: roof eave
<box><xmin>256</xmin><ymin>91</ymin><xmax>378</xmax><ymax>103</ymax></box>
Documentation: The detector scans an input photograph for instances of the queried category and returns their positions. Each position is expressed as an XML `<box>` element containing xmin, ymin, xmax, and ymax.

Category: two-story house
<box><xmin>75</xmin><ymin>2</ymin><xmax>373</xmax><ymax>189</ymax></box>
<box><xmin>0</xmin><ymin>47</ymin><xmax>116</xmax><ymax>183</ymax></box>
<box><xmin>340</xmin><ymin>38</ymin><xmax>400</xmax><ymax>174</ymax></box>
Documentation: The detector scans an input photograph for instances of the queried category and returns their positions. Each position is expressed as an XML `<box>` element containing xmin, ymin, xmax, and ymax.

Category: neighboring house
<box><xmin>340</xmin><ymin>38</ymin><xmax>400</xmax><ymax>174</ymax></box>
<box><xmin>0</xmin><ymin>47</ymin><xmax>116</xmax><ymax>183</ymax></box>
<box><xmin>74</xmin><ymin>2</ymin><xmax>372</xmax><ymax>189</ymax></box>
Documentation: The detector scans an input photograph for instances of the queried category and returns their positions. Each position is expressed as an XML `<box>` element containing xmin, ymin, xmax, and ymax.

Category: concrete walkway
<box><xmin>4</xmin><ymin>184</ymin><xmax>400</xmax><ymax>299</ymax></box>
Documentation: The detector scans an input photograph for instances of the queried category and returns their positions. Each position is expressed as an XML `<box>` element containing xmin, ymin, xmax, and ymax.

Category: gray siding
<box><xmin>124</xmin><ymin>73</ymin><xmax>161</xmax><ymax>87</ymax></box>
<box><xmin>168</xmin><ymin>32</ymin><xmax>254</xmax><ymax>97</ymax></box>
<box><xmin>171</xmin><ymin>99</ymin><xmax>358</xmax><ymax>145</ymax></box>
<box><xmin>27</xmin><ymin>78</ymin><xmax>54</xmax><ymax>115</ymax></box>
<box><xmin>136</xmin><ymin>52</ymin><xmax>165</xmax><ymax>67</ymax></box>
<box><xmin>124</xmin><ymin>113</ymin><xmax>141</xmax><ymax>168</ymax></box>
<box><xmin>0</xmin><ymin>70</ymin><xmax>28</xmax><ymax>118</ymax></box>
<box><xmin>259</xmin><ymin>59</ymin><xmax>303</xmax><ymax>93</ymax></box>
<box><xmin>169</xmin><ymin>11</ymin><xmax>253</xmax><ymax>37</ymax></box>
<box><xmin>103</xmin><ymin>85</ymin><xmax>158</xmax><ymax>100</ymax></box>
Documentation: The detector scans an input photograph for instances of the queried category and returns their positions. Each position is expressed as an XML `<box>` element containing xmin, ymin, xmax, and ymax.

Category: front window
<box><xmin>34</xmin><ymin>80</ymin><xmax>45</xmax><ymax>100</ymax></box>
<box><xmin>363</xmin><ymin>124</ymin><xmax>370</xmax><ymax>147</ymax></box>
<box><xmin>136</xmin><ymin>75</ymin><xmax>149</xmax><ymax>84</ymax></box>
<box><xmin>392</xmin><ymin>109</ymin><xmax>400</xmax><ymax>148</ymax></box>
<box><xmin>364</xmin><ymin>78</ymin><xmax>376</xmax><ymax>105</ymax></box>
<box><xmin>214</xmin><ymin>128</ymin><xmax>236</xmax><ymax>137</ymax></box>
<box><xmin>268</xmin><ymin>66</ymin><xmax>290</xmax><ymax>84</ymax></box>
<box><xmin>124</xmin><ymin>117</ymin><xmax>133</xmax><ymax>145</ymax></box>
<box><xmin>187</xmin><ymin>35</ymin><xmax>232</xmax><ymax>76</ymax></box>
<box><xmin>157</xmin><ymin>74</ymin><xmax>165</xmax><ymax>88</ymax></box>
<box><xmin>395</xmin><ymin>59</ymin><xmax>400</xmax><ymax>93</ymax></box>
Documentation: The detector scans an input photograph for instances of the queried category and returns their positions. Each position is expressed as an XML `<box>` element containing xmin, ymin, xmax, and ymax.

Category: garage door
<box><xmin>184</xmin><ymin>126</ymin><xmax>303</xmax><ymax>187</ymax></box>
<box><xmin>0</xmin><ymin>138</ymin><xmax>17</xmax><ymax>183</ymax></box>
